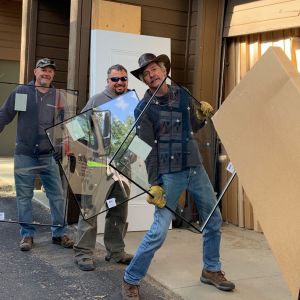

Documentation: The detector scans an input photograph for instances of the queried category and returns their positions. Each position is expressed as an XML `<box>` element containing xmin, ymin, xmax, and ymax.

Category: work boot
<box><xmin>20</xmin><ymin>236</ymin><xmax>33</xmax><ymax>251</ymax></box>
<box><xmin>74</xmin><ymin>257</ymin><xmax>95</xmax><ymax>271</ymax></box>
<box><xmin>52</xmin><ymin>235</ymin><xmax>74</xmax><ymax>248</ymax></box>
<box><xmin>122</xmin><ymin>279</ymin><xmax>139</xmax><ymax>300</ymax></box>
<box><xmin>200</xmin><ymin>269</ymin><xmax>235</xmax><ymax>291</ymax></box>
<box><xmin>105</xmin><ymin>252</ymin><xmax>133</xmax><ymax>265</ymax></box>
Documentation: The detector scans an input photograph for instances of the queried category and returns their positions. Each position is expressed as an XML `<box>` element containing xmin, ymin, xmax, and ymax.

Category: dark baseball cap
<box><xmin>35</xmin><ymin>58</ymin><xmax>56</xmax><ymax>70</ymax></box>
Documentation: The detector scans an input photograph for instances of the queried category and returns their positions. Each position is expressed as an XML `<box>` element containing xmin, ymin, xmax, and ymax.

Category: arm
<box><xmin>0</xmin><ymin>91</ymin><xmax>18</xmax><ymax>133</ymax></box>
<box><xmin>134</xmin><ymin>102</ymin><xmax>160</xmax><ymax>186</ymax></box>
<box><xmin>190</xmin><ymin>97</ymin><xmax>214</xmax><ymax>132</ymax></box>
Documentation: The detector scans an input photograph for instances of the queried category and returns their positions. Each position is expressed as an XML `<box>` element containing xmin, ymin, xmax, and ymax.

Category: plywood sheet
<box><xmin>212</xmin><ymin>47</ymin><xmax>300</xmax><ymax>300</ymax></box>
<box><xmin>91</xmin><ymin>0</ymin><xmax>141</xmax><ymax>34</ymax></box>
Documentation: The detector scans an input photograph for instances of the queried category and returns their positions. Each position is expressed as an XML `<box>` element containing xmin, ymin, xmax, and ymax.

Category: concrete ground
<box><xmin>0</xmin><ymin>157</ymin><xmax>292</xmax><ymax>299</ymax></box>
<box><xmin>97</xmin><ymin>224</ymin><xmax>291</xmax><ymax>300</ymax></box>
<box><xmin>0</xmin><ymin>192</ymin><xmax>182</xmax><ymax>300</ymax></box>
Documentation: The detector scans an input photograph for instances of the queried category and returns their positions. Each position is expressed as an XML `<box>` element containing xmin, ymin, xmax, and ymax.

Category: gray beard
<box><xmin>115</xmin><ymin>90</ymin><xmax>125</xmax><ymax>95</ymax></box>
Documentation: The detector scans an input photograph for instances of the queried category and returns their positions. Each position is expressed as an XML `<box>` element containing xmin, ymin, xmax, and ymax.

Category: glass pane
<box><xmin>46</xmin><ymin>90</ymin><xmax>145</xmax><ymax>220</ymax></box>
<box><xmin>109</xmin><ymin>77</ymin><xmax>221</xmax><ymax>232</ymax></box>
<box><xmin>0</xmin><ymin>82</ymin><xmax>78</xmax><ymax>226</ymax></box>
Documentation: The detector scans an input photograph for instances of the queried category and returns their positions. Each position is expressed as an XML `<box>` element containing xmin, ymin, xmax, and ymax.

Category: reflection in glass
<box><xmin>46</xmin><ymin>91</ymin><xmax>145</xmax><ymax>220</ymax></box>
<box><xmin>110</xmin><ymin>77</ymin><xmax>219</xmax><ymax>233</ymax></box>
<box><xmin>0</xmin><ymin>82</ymin><xmax>78</xmax><ymax>226</ymax></box>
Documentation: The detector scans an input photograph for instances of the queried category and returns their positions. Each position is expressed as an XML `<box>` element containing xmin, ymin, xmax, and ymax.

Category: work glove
<box><xmin>147</xmin><ymin>185</ymin><xmax>166</xmax><ymax>208</ymax></box>
<box><xmin>195</xmin><ymin>101</ymin><xmax>214</xmax><ymax>121</ymax></box>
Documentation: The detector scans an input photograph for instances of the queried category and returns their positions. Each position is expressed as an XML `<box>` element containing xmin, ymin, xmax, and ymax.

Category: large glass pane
<box><xmin>0</xmin><ymin>82</ymin><xmax>78</xmax><ymax>226</ymax></box>
<box><xmin>109</xmin><ymin>77</ymin><xmax>224</xmax><ymax>233</ymax></box>
<box><xmin>46</xmin><ymin>90</ymin><xmax>145</xmax><ymax>220</ymax></box>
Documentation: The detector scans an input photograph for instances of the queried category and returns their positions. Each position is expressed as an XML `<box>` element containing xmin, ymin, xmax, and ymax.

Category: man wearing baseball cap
<box><xmin>0</xmin><ymin>57</ymin><xmax>74</xmax><ymax>251</ymax></box>
<box><xmin>121</xmin><ymin>53</ymin><xmax>235</xmax><ymax>299</ymax></box>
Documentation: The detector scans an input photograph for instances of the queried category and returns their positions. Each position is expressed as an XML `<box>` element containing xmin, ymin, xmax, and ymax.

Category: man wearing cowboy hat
<box><xmin>121</xmin><ymin>53</ymin><xmax>235</xmax><ymax>299</ymax></box>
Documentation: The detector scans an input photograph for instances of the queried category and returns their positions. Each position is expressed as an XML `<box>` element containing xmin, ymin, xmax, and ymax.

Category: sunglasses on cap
<box><xmin>36</xmin><ymin>58</ymin><xmax>56</xmax><ymax>69</ymax></box>
<box><xmin>109</xmin><ymin>76</ymin><xmax>128</xmax><ymax>82</ymax></box>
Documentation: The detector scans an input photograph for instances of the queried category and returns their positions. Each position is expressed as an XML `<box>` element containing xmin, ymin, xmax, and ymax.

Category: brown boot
<box><xmin>52</xmin><ymin>235</ymin><xmax>74</xmax><ymax>248</ymax></box>
<box><xmin>200</xmin><ymin>269</ymin><xmax>235</xmax><ymax>291</ymax></box>
<box><xmin>122</xmin><ymin>279</ymin><xmax>139</xmax><ymax>300</ymax></box>
<box><xmin>20</xmin><ymin>236</ymin><xmax>33</xmax><ymax>251</ymax></box>
<box><xmin>106</xmin><ymin>252</ymin><xmax>133</xmax><ymax>265</ymax></box>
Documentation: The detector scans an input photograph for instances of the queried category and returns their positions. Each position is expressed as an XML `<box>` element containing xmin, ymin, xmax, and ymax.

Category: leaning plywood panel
<box><xmin>212</xmin><ymin>47</ymin><xmax>300</xmax><ymax>300</ymax></box>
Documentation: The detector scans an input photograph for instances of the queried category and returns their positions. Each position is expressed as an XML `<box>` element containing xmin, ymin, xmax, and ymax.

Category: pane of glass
<box><xmin>46</xmin><ymin>90</ymin><xmax>145</xmax><ymax>220</ymax></box>
<box><xmin>0</xmin><ymin>82</ymin><xmax>78</xmax><ymax>226</ymax></box>
<box><xmin>109</xmin><ymin>77</ymin><xmax>222</xmax><ymax>232</ymax></box>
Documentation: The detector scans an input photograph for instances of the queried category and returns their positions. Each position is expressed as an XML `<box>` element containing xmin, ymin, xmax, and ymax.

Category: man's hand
<box><xmin>147</xmin><ymin>185</ymin><xmax>166</xmax><ymax>208</ymax></box>
<box><xmin>200</xmin><ymin>101</ymin><xmax>214</xmax><ymax>117</ymax></box>
<box><xmin>195</xmin><ymin>101</ymin><xmax>214</xmax><ymax>121</ymax></box>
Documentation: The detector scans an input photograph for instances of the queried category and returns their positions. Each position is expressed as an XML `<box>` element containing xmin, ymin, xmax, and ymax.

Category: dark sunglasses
<box><xmin>109</xmin><ymin>76</ymin><xmax>128</xmax><ymax>82</ymax></box>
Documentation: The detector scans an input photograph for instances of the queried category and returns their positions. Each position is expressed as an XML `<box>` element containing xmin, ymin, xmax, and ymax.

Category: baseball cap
<box><xmin>35</xmin><ymin>58</ymin><xmax>56</xmax><ymax>69</ymax></box>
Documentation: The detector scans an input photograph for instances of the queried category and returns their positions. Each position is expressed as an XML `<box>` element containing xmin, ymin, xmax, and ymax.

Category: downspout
<box><xmin>183</xmin><ymin>0</ymin><xmax>192</xmax><ymax>86</ymax></box>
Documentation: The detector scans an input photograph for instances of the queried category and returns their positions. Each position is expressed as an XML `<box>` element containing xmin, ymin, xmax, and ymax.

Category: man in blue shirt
<box><xmin>0</xmin><ymin>58</ymin><xmax>74</xmax><ymax>251</ymax></box>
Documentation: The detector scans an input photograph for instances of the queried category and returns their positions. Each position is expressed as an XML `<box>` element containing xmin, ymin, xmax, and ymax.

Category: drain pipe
<box><xmin>183</xmin><ymin>0</ymin><xmax>192</xmax><ymax>86</ymax></box>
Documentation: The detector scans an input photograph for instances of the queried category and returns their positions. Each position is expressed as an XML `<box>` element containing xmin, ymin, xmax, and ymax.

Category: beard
<box><xmin>39</xmin><ymin>78</ymin><xmax>51</xmax><ymax>87</ymax></box>
<box><xmin>114</xmin><ymin>86</ymin><xmax>126</xmax><ymax>95</ymax></box>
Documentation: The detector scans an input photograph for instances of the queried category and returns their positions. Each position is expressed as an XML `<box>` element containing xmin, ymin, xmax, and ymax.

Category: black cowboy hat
<box><xmin>131</xmin><ymin>53</ymin><xmax>170</xmax><ymax>81</ymax></box>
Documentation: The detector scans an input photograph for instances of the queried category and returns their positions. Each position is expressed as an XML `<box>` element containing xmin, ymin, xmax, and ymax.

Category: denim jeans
<box><xmin>14</xmin><ymin>154</ymin><xmax>67</xmax><ymax>237</ymax></box>
<box><xmin>124</xmin><ymin>165</ymin><xmax>222</xmax><ymax>285</ymax></box>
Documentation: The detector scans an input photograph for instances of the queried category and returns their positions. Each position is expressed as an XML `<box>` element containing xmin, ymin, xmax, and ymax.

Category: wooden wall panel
<box><xmin>191</xmin><ymin>0</ymin><xmax>225</xmax><ymax>187</ymax></box>
<box><xmin>110</xmin><ymin>0</ymin><xmax>188</xmax><ymax>84</ymax></box>
<box><xmin>35</xmin><ymin>0</ymin><xmax>70</xmax><ymax>88</ymax></box>
<box><xmin>92</xmin><ymin>0</ymin><xmax>141</xmax><ymax>33</ymax></box>
<box><xmin>0</xmin><ymin>0</ymin><xmax>22</xmax><ymax>61</ymax></box>
<box><xmin>224</xmin><ymin>0</ymin><xmax>300</xmax><ymax>37</ymax></box>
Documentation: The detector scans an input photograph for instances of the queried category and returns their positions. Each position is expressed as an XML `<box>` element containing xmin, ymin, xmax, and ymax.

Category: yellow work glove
<box><xmin>195</xmin><ymin>101</ymin><xmax>214</xmax><ymax>121</ymax></box>
<box><xmin>147</xmin><ymin>185</ymin><xmax>166</xmax><ymax>208</ymax></box>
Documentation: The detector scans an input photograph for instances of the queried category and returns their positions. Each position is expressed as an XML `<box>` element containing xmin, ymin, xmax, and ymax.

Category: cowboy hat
<box><xmin>131</xmin><ymin>53</ymin><xmax>170</xmax><ymax>81</ymax></box>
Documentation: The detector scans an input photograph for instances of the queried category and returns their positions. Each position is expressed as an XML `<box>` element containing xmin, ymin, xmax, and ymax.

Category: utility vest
<box><xmin>147</xmin><ymin>85</ymin><xmax>198</xmax><ymax>175</ymax></box>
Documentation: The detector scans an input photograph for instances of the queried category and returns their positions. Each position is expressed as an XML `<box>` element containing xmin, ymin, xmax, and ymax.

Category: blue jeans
<box><xmin>14</xmin><ymin>154</ymin><xmax>67</xmax><ymax>237</ymax></box>
<box><xmin>124</xmin><ymin>165</ymin><xmax>222</xmax><ymax>285</ymax></box>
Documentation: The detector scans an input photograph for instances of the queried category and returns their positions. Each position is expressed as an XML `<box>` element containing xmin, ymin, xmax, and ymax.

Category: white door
<box><xmin>90</xmin><ymin>29</ymin><xmax>171</xmax><ymax>232</ymax></box>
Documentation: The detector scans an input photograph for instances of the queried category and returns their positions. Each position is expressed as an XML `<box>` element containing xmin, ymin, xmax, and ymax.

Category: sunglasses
<box><xmin>109</xmin><ymin>76</ymin><xmax>128</xmax><ymax>82</ymax></box>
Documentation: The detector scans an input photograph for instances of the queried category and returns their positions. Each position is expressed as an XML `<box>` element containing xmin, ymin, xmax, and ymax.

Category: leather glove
<box><xmin>147</xmin><ymin>185</ymin><xmax>166</xmax><ymax>208</ymax></box>
<box><xmin>195</xmin><ymin>101</ymin><xmax>214</xmax><ymax>120</ymax></box>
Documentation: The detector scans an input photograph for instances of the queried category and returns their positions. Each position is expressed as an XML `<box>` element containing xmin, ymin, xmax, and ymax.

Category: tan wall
<box><xmin>0</xmin><ymin>0</ymin><xmax>22</xmax><ymax>61</ymax></box>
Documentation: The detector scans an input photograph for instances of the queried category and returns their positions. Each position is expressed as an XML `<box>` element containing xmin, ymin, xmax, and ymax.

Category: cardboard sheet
<box><xmin>212</xmin><ymin>47</ymin><xmax>300</xmax><ymax>300</ymax></box>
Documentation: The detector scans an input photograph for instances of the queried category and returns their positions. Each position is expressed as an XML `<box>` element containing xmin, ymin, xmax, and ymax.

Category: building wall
<box><xmin>109</xmin><ymin>0</ymin><xmax>189</xmax><ymax>86</ymax></box>
<box><xmin>0</xmin><ymin>0</ymin><xmax>21</xmax><ymax>61</ymax></box>
<box><xmin>35</xmin><ymin>0</ymin><xmax>70</xmax><ymax>88</ymax></box>
<box><xmin>221</xmin><ymin>27</ymin><xmax>300</xmax><ymax>230</ymax></box>
<box><xmin>0</xmin><ymin>0</ymin><xmax>22</xmax><ymax>156</ymax></box>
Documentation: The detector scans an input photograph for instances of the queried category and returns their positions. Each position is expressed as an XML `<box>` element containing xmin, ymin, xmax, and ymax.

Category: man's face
<box><xmin>107</xmin><ymin>69</ymin><xmax>128</xmax><ymax>95</ymax></box>
<box><xmin>142</xmin><ymin>62</ymin><xmax>166</xmax><ymax>91</ymax></box>
<box><xmin>34</xmin><ymin>66</ymin><xmax>55</xmax><ymax>87</ymax></box>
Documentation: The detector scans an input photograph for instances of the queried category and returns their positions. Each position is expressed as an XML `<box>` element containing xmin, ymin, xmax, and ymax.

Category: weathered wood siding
<box><xmin>224</xmin><ymin>0</ymin><xmax>300</xmax><ymax>37</ymax></box>
<box><xmin>0</xmin><ymin>0</ymin><xmax>22</xmax><ymax>61</ymax></box>
<box><xmin>35</xmin><ymin>0</ymin><xmax>70</xmax><ymax>88</ymax></box>
<box><xmin>109</xmin><ymin>0</ymin><xmax>189</xmax><ymax>85</ymax></box>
